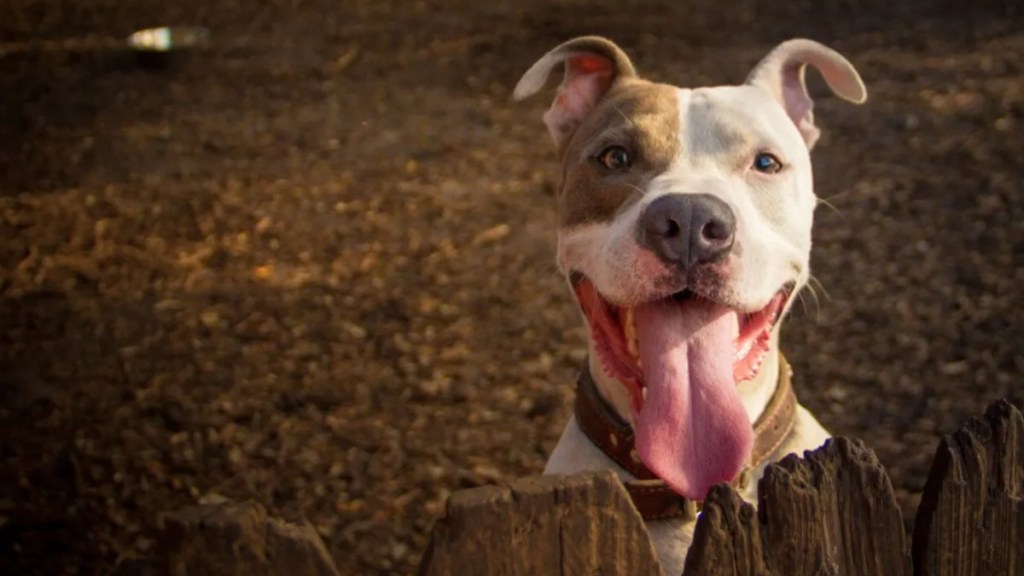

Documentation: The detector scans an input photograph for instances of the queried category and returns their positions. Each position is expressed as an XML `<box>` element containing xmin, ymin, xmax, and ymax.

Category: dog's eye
<box><xmin>598</xmin><ymin>146</ymin><xmax>631</xmax><ymax>171</ymax></box>
<box><xmin>753</xmin><ymin>152</ymin><xmax>783</xmax><ymax>174</ymax></box>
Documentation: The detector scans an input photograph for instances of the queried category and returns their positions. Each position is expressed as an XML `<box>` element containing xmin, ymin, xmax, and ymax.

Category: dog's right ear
<box><xmin>745</xmin><ymin>39</ymin><xmax>866</xmax><ymax>150</ymax></box>
<box><xmin>514</xmin><ymin>36</ymin><xmax>637</xmax><ymax>149</ymax></box>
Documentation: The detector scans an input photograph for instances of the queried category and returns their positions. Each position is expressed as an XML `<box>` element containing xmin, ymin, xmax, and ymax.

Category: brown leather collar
<box><xmin>573</xmin><ymin>354</ymin><xmax>798</xmax><ymax>521</ymax></box>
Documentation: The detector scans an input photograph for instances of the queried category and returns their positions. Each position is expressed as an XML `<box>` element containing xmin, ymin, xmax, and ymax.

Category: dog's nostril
<box><xmin>646</xmin><ymin>215</ymin><xmax>682</xmax><ymax>240</ymax></box>
<box><xmin>702</xmin><ymin>220</ymin><xmax>731</xmax><ymax>242</ymax></box>
<box><xmin>664</xmin><ymin>218</ymin><xmax>681</xmax><ymax>238</ymax></box>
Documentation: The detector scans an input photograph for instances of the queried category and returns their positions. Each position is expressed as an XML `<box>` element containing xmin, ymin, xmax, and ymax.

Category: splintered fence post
<box><xmin>912</xmin><ymin>399</ymin><xmax>1024</xmax><ymax>576</ymax></box>
<box><xmin>158</xmin><ymin>501</ymin><xmax>341</xmax><ymax>576</ymax></box>
<box><xmin>683</xmin><ymin>485</ymin><xmax>771</xmax><ymax>576</ymax></box>
<box><xmin>684</xmin><ymin>438</ymin><xmax>911</xmax><ymax>576</ymax></box>
<box><xmin>417</xmin><ymin>471</ymin><xmax>664</xmax><ymax>576</ymax></box>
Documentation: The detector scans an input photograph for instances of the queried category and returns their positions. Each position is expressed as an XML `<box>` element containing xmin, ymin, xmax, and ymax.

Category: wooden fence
<box><xmin>136</xmin><ymin>399</ymin><xmax>1022</xmax><ymax>576</ymax></box>
<box><xmin>418</xmin><ymin>399</ymin><xmax>1023</xmax><ymax>576</ymax></box>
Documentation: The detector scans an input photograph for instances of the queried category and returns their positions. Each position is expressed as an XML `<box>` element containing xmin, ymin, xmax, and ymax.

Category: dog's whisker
<box><xmin>820</xmin><ymin>190</ymin><xmax>852</xmax><ymax>203</ymax></box>
<box><xmin>611</xmin><ymin>103</ymin><xmax>636</xmax><ymax>129</ymax></box>
<box><xmin>804</xmin><ymin>276</ymin><xmax>832</xmax><ymax>324</ymax></box>
<box><xmin>618</xmin><ymin>183</ymin><xmax>647</xmax><ymax>206</ymax></box>
<box><xmin>815</xmin><ymin>196</ymin><xmax>845</xmax><ymax>219</ymax></box>
<box><xmin>796</xmin><ymin>290</ymin><xmax>810</xmax><ymax>318</ymax></box>
<box><xmin>804</xmin><ymin>285</ymin><xmax>821</xmax><ymax>323</ymax></box>
<box><xmin>625</xmin><ymin>183</ymin><xmax>646</xmax><ymax>196</ymax></box>
<box><xmin>807</xmin><ymin>275</ymin><xmax>832</xmax><ymax>302</ymax></box>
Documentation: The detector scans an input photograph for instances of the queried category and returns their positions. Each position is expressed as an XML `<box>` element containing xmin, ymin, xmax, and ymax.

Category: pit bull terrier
<box><xmin>514</xmin><ymin>37</ymin><xmax>866</xmax><ymax>573</ymax></box>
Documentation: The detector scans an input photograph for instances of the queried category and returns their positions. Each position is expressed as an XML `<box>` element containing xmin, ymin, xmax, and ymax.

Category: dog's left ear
<box><xmin>514</xmin><ymin>36</ymin><xmax>637</xmax><ymax>150</ymax></box>
<box><xmin>746</xmin><ymin>39</ymin><xmax>867</xmax><ymax>150</ymax></box>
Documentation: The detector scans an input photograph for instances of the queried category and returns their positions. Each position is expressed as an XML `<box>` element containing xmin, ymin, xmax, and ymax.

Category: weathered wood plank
<box><xmin>684</xmin><ymin>437</ymin><xmax>910</xmax><ymax>576</ymax></box>
<box><xmin>158</xmin><ymin>500</ymin><xmax>340</xmax><ymax>576</ymax></box>
<box><xmin>912</xmin><ymin>399</ymin><xmax>1024</xmax><ymax>576</ymax></box>
<box><xmin>683</xmin><ymin>485</ymin><xmax>770</xmax><ymax>576</ymax></box>
<box><xmin>418</xmin><ymin>470</ymin><xmax>663</xmax><ymax>576</ymax></box>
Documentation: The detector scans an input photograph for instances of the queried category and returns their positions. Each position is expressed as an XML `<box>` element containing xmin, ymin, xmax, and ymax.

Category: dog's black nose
<box><xmin>638</xmin><ymin>194</ymin><xmax>736</xmax><ymax>268</ymax></box>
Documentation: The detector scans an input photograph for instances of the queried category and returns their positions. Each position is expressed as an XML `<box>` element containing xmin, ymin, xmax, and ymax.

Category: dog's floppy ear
<box><xmin>746</xmin><ymin>39</ymin><xmax>866</xmax><ymax>150</ymax></box>
<box><xmin>514</xmin><ymin>36</ymin><xmax>637</xmax><ymax>149</ymax></box>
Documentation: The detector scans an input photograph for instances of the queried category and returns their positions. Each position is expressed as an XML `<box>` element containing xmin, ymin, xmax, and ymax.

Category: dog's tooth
<box><xmin>624</xmin><ymin>307</ymin><xmax>639</xmax><ymax>357</ymax></box>
<box><xmin>626</xmin><ymin>332</ymin><xmax>638</xmax><ymax>357</ymax></box>
<box><xmin>735</xmin><ymin>339</ymin><xmax>753</xmax><ymax>361</ymax></box>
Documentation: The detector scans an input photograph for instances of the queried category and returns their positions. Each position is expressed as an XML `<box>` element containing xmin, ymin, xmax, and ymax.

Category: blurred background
<box><xmin>1</xmin><ymin>0</ymin><xmax>1021</xmax><ymax>574</ymax></box>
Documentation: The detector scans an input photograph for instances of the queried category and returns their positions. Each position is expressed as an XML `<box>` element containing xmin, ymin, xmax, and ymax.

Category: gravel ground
<box><xmin>1</xmin><ymin>1</ymin><xmax>1022</xmax><ymax>574</ymax></box>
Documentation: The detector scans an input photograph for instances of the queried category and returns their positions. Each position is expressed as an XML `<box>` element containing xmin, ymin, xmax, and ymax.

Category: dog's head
<box><xmin>516</xmin><ymin>37</ymin><xmax>865</xmax><ymax>499</ymax></box>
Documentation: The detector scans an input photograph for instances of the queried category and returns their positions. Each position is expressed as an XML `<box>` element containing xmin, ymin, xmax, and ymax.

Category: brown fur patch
<box><xmin>558</xmin><ymin>79</ymin><xmax>681</xmax><ymax>228</ymax></box>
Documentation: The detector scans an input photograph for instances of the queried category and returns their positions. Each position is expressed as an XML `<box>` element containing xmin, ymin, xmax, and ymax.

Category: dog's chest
<box><xmin>647</xmin><ymin>517</ymin><xmax>695</xmax><ymax>575</ymax></box>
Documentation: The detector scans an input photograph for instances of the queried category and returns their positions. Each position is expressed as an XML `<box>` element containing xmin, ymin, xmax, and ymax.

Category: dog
<box><xmin>514</xmin><ymin>37</ymin><xmax>866</xmax><ymax>573</ymax></box>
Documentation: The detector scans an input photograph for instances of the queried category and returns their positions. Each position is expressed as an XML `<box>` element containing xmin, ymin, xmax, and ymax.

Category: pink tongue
<box><xmin>633</xmin><ymin>298</ymin><xmax>753</xmax><ymax>500</ymax></box>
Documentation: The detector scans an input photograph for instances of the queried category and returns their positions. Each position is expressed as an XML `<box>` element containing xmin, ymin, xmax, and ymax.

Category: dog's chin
<box><xmin>571</xmin><ymin>273</ymin><xmax>793</xmax><ymax>414</ymax></box>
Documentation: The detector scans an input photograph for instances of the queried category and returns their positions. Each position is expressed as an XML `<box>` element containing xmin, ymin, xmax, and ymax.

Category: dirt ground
<box><xmin>1</xmin><ymin>1</ymin><xmax>1022</xmax><ymax>574</ymax></box>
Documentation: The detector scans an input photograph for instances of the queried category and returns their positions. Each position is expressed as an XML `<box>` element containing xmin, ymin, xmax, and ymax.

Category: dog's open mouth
<box><xmin>573</xmin><ymin>275</ymin><xmax>791</xmax><ymax>499</ymax></box>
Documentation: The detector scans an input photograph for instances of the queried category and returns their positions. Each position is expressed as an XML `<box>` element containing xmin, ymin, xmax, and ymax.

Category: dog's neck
<box><xmin>587</xmin><ymin>329</ymin><xmax>782</xmax><ymax>427</ymax></box>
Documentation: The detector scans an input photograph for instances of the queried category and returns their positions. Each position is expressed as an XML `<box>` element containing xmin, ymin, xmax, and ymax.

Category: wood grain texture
<box><xmin>683</xmin><ymin>485</ymin><xmax>770</xmax><ymax>576</ymax></box>
<box><xmin>418</xmin><ymin>470</ymin><xmax>663</xmax><ymax>576</ymax></box>
<box><xmin>158</xmin><ymin>501</ymin><xmax>340</xmax><ymax>576</ymax></box>
<box><xmin>684</xmin><ymin>437</ymin><xmax>910</xmax><ymax>576</ymax></box>
<box><xmin>912</xmin><ymin>399</ymin><xmax>1024</xmax><ymax>576</ymax></box>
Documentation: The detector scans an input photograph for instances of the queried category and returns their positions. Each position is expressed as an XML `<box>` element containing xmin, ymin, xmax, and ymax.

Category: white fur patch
<box><xmin>556</xmin><ymin>85</ymin><xmax>817</xmax><ymax>315</ymax></box>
